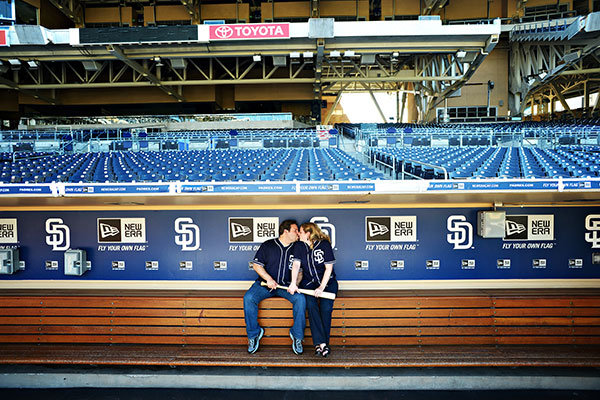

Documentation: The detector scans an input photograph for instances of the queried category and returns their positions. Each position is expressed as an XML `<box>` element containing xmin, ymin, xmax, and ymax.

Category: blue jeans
<box><xmin>243</xmin><ymin>280</ymin><xmax>306</xmax><ymax>340</ymax></box>
<box><xmin>304</xmin><ymin>279</ymin><xmax>338</xmax><ymax>346</ymax></box>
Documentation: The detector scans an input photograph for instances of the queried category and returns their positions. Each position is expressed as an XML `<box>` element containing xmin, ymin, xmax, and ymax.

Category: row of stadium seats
<box><xmin>0</xmin><ymin>128</ymin><xmax>321</xmax><ymax>142</ymax></box>
<box><xmin>371</xmin><ymin>146</ymin><xmax>600</xmax><ymax>179</ymax></box>
<box><xmin>0</xmin><ymin>148</ymin><xmax>383</xmax><ymax>184</ymax></box>
<box><xmin>339</xmin><ymin>120</ymin><xmax>600</xmax><ymax>140</ymax></box>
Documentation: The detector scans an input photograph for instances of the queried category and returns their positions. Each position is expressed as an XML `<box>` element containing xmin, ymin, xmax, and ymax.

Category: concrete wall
<box><xmin>261</xmin><ymin>1</ymin><xmax>311</xmax><ymax>21</ymax></box>
<box><xmin>446</xmin><ymin>47</ymin><xmax>509</xmax><ymax>116</ymax></box>
<box><xmin>380</xmin><ymin>0</ymin><xmax>420</xmax><ymax>19</ymax></box>
<box><xmin>235</xmin><ymin>84</ymin><xmax>314</xmax><ymax>101</ymax></box>
<box><xmin>85</xmin><ymin>7</ymin><xmax>132</xmax><ymax>26</ymax></box>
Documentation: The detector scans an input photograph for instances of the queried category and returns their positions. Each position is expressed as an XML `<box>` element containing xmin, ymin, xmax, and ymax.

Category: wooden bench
<box><xmin>1</xmin><ymin>290</ymin><xmax>600</xmax><ymax>367</ymax></box>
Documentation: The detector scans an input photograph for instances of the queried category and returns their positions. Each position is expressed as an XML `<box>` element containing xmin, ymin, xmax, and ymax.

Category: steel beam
<box><xmin>423</xmin><ymin>0</ymin><xmax>448</xmax><ymax>16</ymax></box>
<box><xmin>180</xmin><ymin>0</ymin><xmax>200</xmax><ymax>23</ymax></box>
<box><xmin>48</xmin><ymin>0</ymin><xmax>84</xmax><ymax>27</ymax></box>
<box><xmin>107</xmin><ymin>45</ymin><xmax>186</xmax><ymax>102</ymax></box>
<box><xmin>592</xmin><ymin>87</ymin><xmax>600</xmax><ymax>114</ymax></box>
<box><xmin>0</xmin><ymin>76</ymin><xmax>58</xmax><ymax>105</ymax></box>
<box><xmin>323</xmin><ymin>84</ymin><xmax>348</xmax><ymax>125</ymax></box>
<box><xmin>551</xmin><ymin>82</ymin><xmax>575</xmax><ymax>118</ymax></box>
<box><xmin>361</xmin><ymin>83</ymin><xmax>387</xmax><ymax>123</ymax></box>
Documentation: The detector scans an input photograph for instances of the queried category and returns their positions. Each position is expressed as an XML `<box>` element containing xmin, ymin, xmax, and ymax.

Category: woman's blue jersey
<box><xmin>292</xmin><ymin>240</ymin><xmax>336</xmax><ymax>289</ymax></box>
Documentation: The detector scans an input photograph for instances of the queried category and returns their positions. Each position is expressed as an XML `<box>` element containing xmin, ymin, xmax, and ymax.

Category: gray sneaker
<box><xmin>248</xmin><ymin>327</ymin><xmax>264</xmax><ymax>354</ymax></box>
<box><xmin>290</xmin><ymin>331</ymin><xmax>303</xmax><ymax>355</ymax></box>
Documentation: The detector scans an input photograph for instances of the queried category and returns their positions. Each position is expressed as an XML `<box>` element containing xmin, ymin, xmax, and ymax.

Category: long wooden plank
<box><xmin>493</xmin><ymin>308</ymin><xmax>600</xmax><ymax>317</ymax></box>
<box><xmin>492</xmin><ymin>298</ymin><xmax>600</xmax><ymax>307</ymax></box>
<box><xmin>332</xmin><ymin>326</ymin><xmax>497</xmax><ymax>336</ymax></box>
<box><xmin>5</xmin><ymin>334</ymin><xmax>600</xmax><ymax>346</ymax></box>
<box><xmin>2</xmin><ymin>296</ymin><xmax>598</xmax><ymax>310</ymax></box>
<box><xmin>493</xmin><ymin>317</ymin><xmax>600</xmax><ymax>325</ymax></box>
<box><xmin>336</xmin><ymin>297</ymin><xmax>495</xmax><ymax>308</ymax></box>
<box><xmin>0</xmin><ymin>307</ymin><xmax>500</xmax><ymax>319</ymax></box>
<box><xmin>495</xmin><ymin>326</ymin><xmax>600</xmax><ymax>335</ymax></box>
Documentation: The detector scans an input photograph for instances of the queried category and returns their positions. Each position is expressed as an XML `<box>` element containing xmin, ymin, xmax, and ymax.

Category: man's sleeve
<box><xmin>251</xmin><ymin>242</ymin><xmax>267</xmax><ymax>266</ymax></box>
<box><xmin>291</xmin><ymin>242</ymin><xmax>303</xmax><ymax>262</ymax></box>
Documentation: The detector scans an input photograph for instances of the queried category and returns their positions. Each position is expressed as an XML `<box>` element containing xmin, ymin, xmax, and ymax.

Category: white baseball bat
<box><xmin>260</xmin><ymin>282</ymin><xmax>336</xmax><ymax>300</ymax></box>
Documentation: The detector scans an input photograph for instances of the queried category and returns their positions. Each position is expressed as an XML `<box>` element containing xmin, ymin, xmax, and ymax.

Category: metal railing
<box><xmin>373</xmin><ymin>155</ymin><xmax>448</xmax><ymax>180</ymax></box>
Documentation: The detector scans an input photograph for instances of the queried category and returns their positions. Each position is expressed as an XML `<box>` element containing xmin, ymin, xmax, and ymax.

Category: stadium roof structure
<box><xmin>0</xmin><ymin>18</ymin><xmax>500</xmax><ymax>121</ymax></box>
<box><xmin>508</xmin><ymin>12</ymin><xmax>600</xmax><ymax>117</ymax></box>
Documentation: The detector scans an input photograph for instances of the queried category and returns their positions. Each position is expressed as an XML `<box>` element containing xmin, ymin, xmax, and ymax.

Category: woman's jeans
<box><xmin>305</xmin><ymin>279</ymin><xmax>338</xmax><ymax>346</ymax></box>
<box><xmin>243</xmin><ymin>279</ymin><xmax>306</xmax><ymax>340</ymax></box>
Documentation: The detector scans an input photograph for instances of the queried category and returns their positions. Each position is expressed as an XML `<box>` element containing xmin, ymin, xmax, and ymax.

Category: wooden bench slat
<box><xmin>336</xmin><ymin>297</ymin><xmax>494</xmax><ymax>308</ymax></box>
<box><xmin>495</xmin><ymin>336</ymin><xmax>600</xmax><ymax>345</ymax></box>
<box><xmin>492</xmin><ymin>298</ymin><xmax>600</xmax><ymax>307</ymax></box>
<box><xmin>337</xmin><ymin>336</ymin><xmax>498</xmax><ymax>345</ymax></box>
<box><xmin>333</xmin><ymin>326</ymin><xmax>497</xmax><ymax>336</ymax></box>
<box><xmin>493</xmin><ymin>308</ymin><xmax>600</xmax><ymax>317</ymax></box>
<box><xmin>494</xmin><ymin>317</ymin><xmax>600</xmax><ymax>325</ymax></box>
<box><xmin>336</xmin><ymin>308</ymin><xmax>494</xmax><ymax>318</ymax></box>
<box><xmin>0</xmin><ymin>307</ymin><xmax>500</xmax><ymax>319</ymax></box>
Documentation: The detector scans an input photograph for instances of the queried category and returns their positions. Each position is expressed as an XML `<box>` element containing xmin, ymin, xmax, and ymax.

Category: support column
<box><xmin>592</xmin><ymin>87</ymin><xmax>600</xmax><ymax>115</ymax></box>
<box><xmin>583</xmin><ymin>81</ymin><xmax>590</xmax><ymax>116</ymax></box>
<box><xmin>362</xmin><ymin>83</ymin><xmax>387</xmax><ymax>123</ymax></box>
<box><xmin>323</xmin><ymin>84</ymin><xmax>348</xmax><ymax>125</ymax></box>
<box><xmin>551</xmin><ymin>82</ymin><xmax>575</xmax><ymax>118</ymax></box>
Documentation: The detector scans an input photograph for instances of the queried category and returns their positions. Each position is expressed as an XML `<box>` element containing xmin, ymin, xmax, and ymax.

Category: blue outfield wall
<box><xmin>1</xmin><ymin>206</ymin><xmax>600</xmax><ymax>283</ymax></box>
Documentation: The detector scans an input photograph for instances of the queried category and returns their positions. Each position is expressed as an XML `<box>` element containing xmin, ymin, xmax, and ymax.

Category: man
<box><xmin>243</xmin><ymin>219</ymin><xmax>305</xmax><ymax>354</ymax></box>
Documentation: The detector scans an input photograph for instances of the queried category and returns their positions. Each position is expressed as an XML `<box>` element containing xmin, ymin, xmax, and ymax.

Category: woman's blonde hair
<box><xmin>300</xmin><ymin>222</ymin><xmax>330</xmax><ymax>249</ymax></box>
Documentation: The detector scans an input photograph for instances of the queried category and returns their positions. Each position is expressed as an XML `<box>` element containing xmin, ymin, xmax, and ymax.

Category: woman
<box><xmin>288</xmin><ymin>222</ymin><xmax>338</xmax><ymax>357</ymax></box>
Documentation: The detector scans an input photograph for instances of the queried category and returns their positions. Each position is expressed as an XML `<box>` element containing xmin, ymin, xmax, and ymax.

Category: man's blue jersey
<box><xmin>251</xmin><ymin>238</ymin><xmax>295</xmax><ymax>285</ymax></box>
<box><xmin>292</xmin><ymin>240</ymin><xmax>336</xmax><ymax>289</ymax></box>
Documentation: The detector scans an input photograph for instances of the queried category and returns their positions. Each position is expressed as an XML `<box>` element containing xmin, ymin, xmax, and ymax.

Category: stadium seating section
<box><xmin>371</xmin><ymin>146</ymin><xmax>600</xmax><ymax>179</ymax></box>
<box><xmin>1</xmin><ymin>122</ymin><xmax>599</xmax><ymax>183</ymax></box>
<box><xmin>0</xmin><ymin>148</ymin><xmax>383</xmax><ymax>184</ymax></box>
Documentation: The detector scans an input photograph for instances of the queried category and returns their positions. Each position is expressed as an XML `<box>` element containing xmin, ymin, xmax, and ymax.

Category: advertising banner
<box><xmin>209</xmin><ymin>23</ymin><xmax>290</xmax><ymax>40</ymax></box>
<box><xmin>1</xmin><ymin>207</ymin><xmax>599</xmax><ymax>282</ymax></box>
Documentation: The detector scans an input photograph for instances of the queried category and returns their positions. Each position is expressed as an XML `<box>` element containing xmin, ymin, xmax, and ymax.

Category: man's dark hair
<box><xmin>279</xmin><ymin>219</ymin><xmax>298</xmax><ymax>235</ymax></box>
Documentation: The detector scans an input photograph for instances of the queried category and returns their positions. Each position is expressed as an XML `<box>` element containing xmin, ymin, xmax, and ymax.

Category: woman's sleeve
<box><xmin>323</xmin><ymin>241</ymin><xmax>336</xmax><ymax>264</ymax></box>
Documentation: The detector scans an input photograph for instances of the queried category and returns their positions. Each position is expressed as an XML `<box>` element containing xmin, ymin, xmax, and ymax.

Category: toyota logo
<box><xmin>214</xmin><ymin>26</ymin><xmax>233</xmax><ymax>39</ymax></box>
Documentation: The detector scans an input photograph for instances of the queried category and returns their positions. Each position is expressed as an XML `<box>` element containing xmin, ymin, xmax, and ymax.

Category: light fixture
<box><xmin>153</xmin><ymin>56</ymin><xmax>164</xmax><ymax>67</ymax></box>
<box><xmin>303</xmin><ymin>51</ymin><xmax>313</xmax><ymax>58</ymax></box>
<box><xmin>343</xmin><ymin>50</ymin><xmax>355</xmax><ymax>57</ymax></box>
<box><xmin>8</xmin><ymin>59</ymin><xmax>21</xmax><ymax>70</ymax></box>
<box><xmin>82</xmin><ymin>60</ymin><xmax>102</xmax><ymax>71</ymax></box>
<box><xmin>290</xmin><ymin>52</ymin><xmax>300</xmax><ymax>58</ymax></box>
<box><xmin>253</xmin><ymin>54</ymin><xmax>261</xmax><ymax>62</ymax></box>
<box><xmin>456</xmin><ymin>50</ymin><xmax>467</xmax><ymax>58</ymax></box>
<box><xmin>26</xmin><ymin>60</ymin><xmax>39</xmax><ymax>69</ymax></box>
<box><xmin>330</xmin><ymin>50</ymin><xmax>341</xmax><ymax>57</ymax></box>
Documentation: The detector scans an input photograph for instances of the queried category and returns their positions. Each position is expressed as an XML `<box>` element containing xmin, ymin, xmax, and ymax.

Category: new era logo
<box><xmin>368</xmin><ymin>221</ymin><xmax>389</xmax><ymax>237</ymax></box>
<box><xmin>97</xmin><ymin>218</ymin><xmax>146</xmax><ymax>243</ymax></box>
<box><xmin>229</xmin><ymin>217</ymin><xmax>278</xmax><ymax>243</ymax></box>
<box><xmin>99</xmin><ymin>222</ymin><xmax>120</xmax><ymax>239</ymax></box>
<box><xmin>98</xmin><ymin>219</ymin><xmax>121</xmax><ymax>242</ymax></box>
<box><xmin>505</xmin><ymin>220</ymin><xmax>526</xmax><ymax>236</ymax></box>
<box><xmin>365</xmin><ymin>217</ymin><xmax>391</xmax><ymax>241</ymax></box>
<box><xmin>231</xmin><ymin>222</ymin><xmax>252</xmax><ymax>238</ymax></box>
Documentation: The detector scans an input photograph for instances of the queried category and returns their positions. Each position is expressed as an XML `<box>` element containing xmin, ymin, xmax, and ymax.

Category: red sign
<box><xmin>0</xmin><ymin>29</ymin><xmax>8</xmax><ymax>47</ymax></box>
<box><xmin>209</xmin><ymin>23</ymin><xmax>289</xmax><ymax>41</ymax></box>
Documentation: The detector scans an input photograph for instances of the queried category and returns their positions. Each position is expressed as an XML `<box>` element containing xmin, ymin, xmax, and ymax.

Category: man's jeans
<box><xmin>243</xmin><ymin>280</ymin><xmax>306</xmax><ymax>339</ymax></box>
